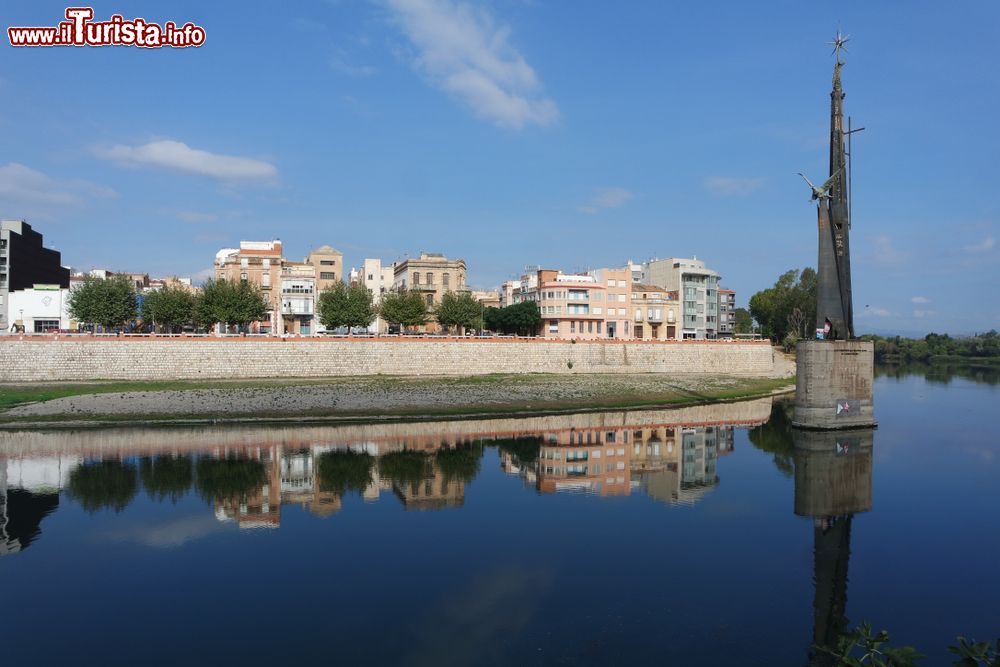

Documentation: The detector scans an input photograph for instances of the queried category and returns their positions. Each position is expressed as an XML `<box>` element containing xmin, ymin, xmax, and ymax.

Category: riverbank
<box><xmin>0</xmin><ymin>373</ymin><xmax>795</xmax><ymax>429</ymax></box>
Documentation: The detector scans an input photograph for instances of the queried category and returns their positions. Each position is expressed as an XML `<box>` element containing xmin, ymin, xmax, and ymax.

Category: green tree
<box><xmin>748</xmin><ymin>268</ymin><xmax>817</xmax><ymax>342</ymax></box>
<box><xmin>379</xmin><ymin>289</ymin><xmax>429</xmax><ymax>331</ymax></box>
<box><xmin>66</xmin><ymin>459</ymin><xmax>138</xmax><ymax>513</ymax></box>
<box><xmin>140</xmin><ymin>455</ymin><xmax>193</xmax><ymax>503</ymax></box>
<box><xmin>483</xmin><ymin>301</ymin><xmax>541</xmax><ymax>335</ymax></box>
<box><xmin>734</xmin><ymin>307</ymin><xmax>753</xmax><ymax>334</ymax></box>
<box><xmin>67</xmin><ymin>275</ymin><xmax>138</xmax><ymax>330</ymax></box>
<box><xmin>434</xmin><ymin>291</ymin><xmax>482</xmax><ymax>334</ymax></box>
<box><xmin>317</xmin><ymin>281</ymin><xmax>350</xmax><ymax>331</ymax></box>
<box><xmin>316</xmin><ymin>450</ymin><xmax>375</xmax><ymax>496</ymax></box>
<box><xmin>195</xmin><ymin>278</ymin><xmax>269</xmax><ymax>332</ymax></box>
<box><xmin>142</xmin><ymin>285</ymin><xmax>196</xmax><ymax>333</ymax></box>
<box><xmin>195</xmin><ymin>454</ymin><xmax>266</xmax><ymax>503</ymax></box>
<box><xmin>378</xmin><ymin>450</ymin><xmax>432</xmax><ymax>487</ymax></box>
<box><xmin>435</xmin><ymin>442</ymin><xmax>483</xmax><ymax>483</ymax></box>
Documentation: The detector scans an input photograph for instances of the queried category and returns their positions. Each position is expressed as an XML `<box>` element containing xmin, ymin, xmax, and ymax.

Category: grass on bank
<box><xmin>0</xmin><ymin>375</ymin><xmax>794</xmax><ymax>427</ymax></box>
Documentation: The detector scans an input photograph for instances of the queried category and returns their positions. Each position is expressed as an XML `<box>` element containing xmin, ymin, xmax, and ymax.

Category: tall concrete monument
<box><xmin>794</xmin><ymin>33</ymin><xmax>876</xmax><ymax>430</ymax></box>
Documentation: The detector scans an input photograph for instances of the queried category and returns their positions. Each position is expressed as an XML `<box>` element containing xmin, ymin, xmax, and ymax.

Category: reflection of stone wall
<box><xmin>0</xmin><ymin>338</ymin><xmax>774</xmax><ymax>381</ymax></box>
<box><xmin>0</xmin><ymin>398</ymin><xmax>773</xmax><ymax>459</ymax></box>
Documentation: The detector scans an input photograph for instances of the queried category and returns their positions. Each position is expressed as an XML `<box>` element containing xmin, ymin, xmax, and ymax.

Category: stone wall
<box><xmin>0</xmin><ymin>336</ymin><xmax>775</xmax><ymax>382</ymax></box>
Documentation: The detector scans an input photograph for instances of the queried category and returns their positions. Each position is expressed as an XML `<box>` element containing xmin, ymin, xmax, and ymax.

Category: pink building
<box><xmin>535</xmin><ymin>267</ymin><xmax>634</xmax><ymax>340</ymax></box>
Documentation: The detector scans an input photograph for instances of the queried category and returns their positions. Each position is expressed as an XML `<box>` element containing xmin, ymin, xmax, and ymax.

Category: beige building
<box><xmin>631</xmin><ymin>283</ymin><xmax>680</xmax><ymax>341</ymax></box>
<box><xmin>471</xmin><ymin>289</ymin><xmax>500</xmax><ymax>309</ymax></box>
<box><xmin>304</xmin><ymin>245</ymin><xmax>343</xmax><ymax>295</ymax></box>
<box><xmin>392</xmin><ymin>252</ymin><xmax>468</xmax><ymax>332</ymax></box>
<box><xmin>215</xmin><ymin>240</ymin><xmax>341</xmax><ymax>334</ymax></box>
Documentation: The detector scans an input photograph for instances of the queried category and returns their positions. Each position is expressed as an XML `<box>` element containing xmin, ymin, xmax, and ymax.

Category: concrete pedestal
<box><xmin>793</xmin><ymin>340</ymin><xmax>876</xmax><ymax>430</ymax></box>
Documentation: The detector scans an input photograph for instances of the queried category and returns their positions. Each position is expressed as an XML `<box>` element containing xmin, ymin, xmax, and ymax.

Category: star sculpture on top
<box><xmin>830</xmin><ymin>30</ymin><xmax>850</xmax><ymax>64</ymax></box>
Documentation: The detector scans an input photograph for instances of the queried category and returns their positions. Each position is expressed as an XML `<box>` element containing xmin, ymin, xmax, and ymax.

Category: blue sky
<box><xmin>1</xmin><ymin>0</ymin><xmax>997</xmax><ymax>335</ymax></box>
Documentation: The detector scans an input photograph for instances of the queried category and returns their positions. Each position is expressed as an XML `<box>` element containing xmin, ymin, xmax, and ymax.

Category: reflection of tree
<box><xmin>875</xmin><ymin>361</ymin><xmax>1000</xmax><ymax>386</ymax></box>
<box><xmin>195</xmin><ymin>455</ymin><xmax>265</xmax><ymax>503</ymax></box>
<box><xmin>378</xmin><ymin>451</ymin><xmax>432</xmax><ymax>487</ymax></box>
<box><xmin>494</xmin><ymin>436</ymin><xmax>543</xmax><ymax>465</ymax></box>
<box><xmin>66</xmin><ymin>460</ymin><xmax>139</xmax><ymax>513</ymax></box>
<box><xmin>140</xmin><ymin>455</ymin><xmax>193</xmax><ymax>503</ymax></box>
<box><xmin>747</xmin><ymin>401</ymin><xmax>795</xmax><ymax>477</ymax></box>
<box><xmin>316</xmin><ymin>451</ymin><xmax>374</xmax><ymax>496</ymax></box>
<box><xmin>436</xmin><ymin>442</ymin><xmax>483</xmax><ymax>484</ymax></box>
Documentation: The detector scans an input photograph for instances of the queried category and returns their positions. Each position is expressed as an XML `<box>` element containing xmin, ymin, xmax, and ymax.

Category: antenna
<box><xmin>845</xmin><ymin>116</ymin><xmax>866</xmax><ymax>228</ymax></box>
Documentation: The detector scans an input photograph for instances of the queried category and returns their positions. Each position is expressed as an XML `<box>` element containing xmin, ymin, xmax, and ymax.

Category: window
<box><xmin>588</xmin><ymin>321</ymin><xmax>593</xmax><ymax>333</ymax></box>
<box><xmin>617</xmin><ymin>294</ymin><xmax>626</xmax><ymax>303</ymax></box>
<box><xmin>593</xmin><ymin>307</ymin><xmax>602</xmax><ymax>315</ymax></box>
<box><xmin>570</xmin><ymin>321</ymin><xmax>575</xmax><ymax>333</ymax></box>
<box><xmin>262</xmin><ymin>259</ymin><xmax>270</xmax><ymax>269</ymax></box>
<box><xmin>413</xmin><ymin>272</ymin><xmax>420</xmax><ymax>285</ymax></box>
<box><xmin>597</xmin><ymin>321</ymin><xmax>602</xmax><ymax>334</ymax></box>
<box><xmin>240</xmin><ymin>273</ymin><xmax>248</xmax><ymax>282</ymax></box>
<box><xmin>635</xmin><ymin>308</ymin><xmax>642</xmax><ymax>321</ymax></box>
<box><xmin>34</xmin><ymin>320</ymin><xmax>60</xmax><ymax>333</ymax></box>
<box><xmin>240</xmin><ymin>258</ymin><xmax>248</xmax><ymax>268</ymax></box>
<box><xmin>607</xmin><ymin>279</ymin><xmax>615</xmax><ymax>287</ymax></box>
<box><xmin>618</xmin><ymin>280</ymin><xmax>626</xmax><ymax>288</ymax></box>
<box><xmin>262</xmin><ymin>274</ymin><xmax>271</xmax><ymax>287</ymax></box>
<box><xmin>368</xmin><ymin>273</ymin><xmax>374</xmax><ymax>281</ymax></box>
<box><xmin>321</xmin><ymin>260</ymin><xmax>336</xmax><ymax>266</ymax></box>
<box><xmin>426</xmin><ymin>273</ymin><xmax>435</xmax><ymax>285</ymax></box>
<box><xmin>320</xmin><ymin>272</ymin><xmax>336</xmax><ymax>280</ymax></box>
<box><xmin>443</xmin><ymin>272</ymin><xmax>450</xmax><ymax>287</ymax></box>
<box><xmin>426</xmin><ymin>294</ymin><xmax>434</xmax><ymax>306</ymax></box>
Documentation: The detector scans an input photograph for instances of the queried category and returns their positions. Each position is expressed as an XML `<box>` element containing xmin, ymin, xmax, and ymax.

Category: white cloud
<box><xmin>911</xmin><ymin>296</ymin><xmax>930</xmax><ymax>304</ymax></box>
<box><xmin>704</xmin><ymin>176</ymin><xmax>765</xmax><ymax>197</ymax></box>
<box><xmin>578</xmin><ymin>186</ymin><xmax>633</xmax><ymax>214</ymax></box>
<box><xmin>384</xmin><ymin>0</ymin><xmax>558</xmax><ymax>128</ymax></box>
<box><xmin>861</xmin><ymin>235</ymin><xmax>908</xmax><ymax>268</ymax></box>
<box><xmin>913</xmin><ymin>309</ymin><xmax>936</xmax><ymax>318</ymax></box>
<box><xmin>330</xmin><ymin>55</ymin><xmax>377</xmax><ymax>77</ymax></box>
<box><xmin>864</xmin><ymin>307</ymin><xmax>891</xmax><ymax>317</ymax></box>
<box><xmin>963</xmin><ymin>236</ymin><xmax>996</xmax><ymax>253</ymax></box>
<box><xmin>96</xmin><ymin>140</ymin><xmax>277</xmax><ymax>183</ymax></box>
<box><xmin>0</xmin><ymin>162</ymin><xmax>117</xmax><ymax>218</ymax></box>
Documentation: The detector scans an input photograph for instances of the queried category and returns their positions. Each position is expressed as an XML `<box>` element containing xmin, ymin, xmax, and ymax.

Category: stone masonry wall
<box><xmin>0</xmin><ymin>337</ymin><xmax>775</xmax><ymax>382</ymax></box>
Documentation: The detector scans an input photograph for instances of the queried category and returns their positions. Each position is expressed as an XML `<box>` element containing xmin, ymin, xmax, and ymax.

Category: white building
<box><xmin>358</xmin><ymin>258</ymin><xmax>396</xmax><ymax>333</ymax></box>
<box><xmin>6</xmin><ymin>284</ymin><xmax>71</xmax><ymax>332</ymax></box>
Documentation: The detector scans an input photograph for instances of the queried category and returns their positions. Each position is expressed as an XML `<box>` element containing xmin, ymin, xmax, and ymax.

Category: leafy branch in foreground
<box><xmin>819</xmin><ymin>623</ymin><xmax>999</xmax><ymax>667</ymax></box>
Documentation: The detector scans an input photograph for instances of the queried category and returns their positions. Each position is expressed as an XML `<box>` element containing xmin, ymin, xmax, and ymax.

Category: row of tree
<box><xmin>68</xmin><ymin>276</ymin><xmax>537</xmax><ymax>334</ymax></box>
<box><xmin>862</xmin><ymin>331</ymin><xmax>1000</xmax><ymax>362</ymax></box>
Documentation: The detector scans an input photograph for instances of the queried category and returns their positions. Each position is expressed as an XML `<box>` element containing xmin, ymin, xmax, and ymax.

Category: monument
<box><xmin>793</xmin><ymin>33</ymin><xmax>876</xmax><ymax>430</ymax></box>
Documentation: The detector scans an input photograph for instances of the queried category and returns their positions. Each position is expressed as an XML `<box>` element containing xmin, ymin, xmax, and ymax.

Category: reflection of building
<box><xmin>791</xmin><ymin>427</ymin><xmax>874</xmax><ymax>666</ymax></box>
<box><xmin>392</xmin><ymin>462</ymin><xmax>465</xmax><ymax>511</ymax></box>
<box><xmin>537</xmin><ymin>427</ymin><xmax>631</xmax><ymax>496</ymax></box>
<box><xmin>0</xmin><ymin>456</ymin><xmax>71</xmax><ymax>555</ymax></box>
<box><xmin>213</xmin><ymin>448</ymin><xmax>282</xmax><ymax>529</ymax></box>
<box><xmin>633</xmin><ymin>425</ymin><xmax>732</xmax><ymax>505</ymax></box>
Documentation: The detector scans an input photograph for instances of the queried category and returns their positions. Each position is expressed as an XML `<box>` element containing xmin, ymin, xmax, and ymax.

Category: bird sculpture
<box><xmin>797</xmin><ymin>168</ymin><xmax>842</xmax><ymax>202</ymax></box>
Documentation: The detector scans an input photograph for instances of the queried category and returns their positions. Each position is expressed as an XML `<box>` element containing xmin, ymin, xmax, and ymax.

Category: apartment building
<box><xmin>279</xmin><ymin>262</ymin><xmax>316</xmax><ymax>334</ymax></box>
<box><xmin>357</xmin><ymin>258</ymin><xmax>396</xmax><ymax>333</ymax></box>
<box><xmin>471</xmin><ymin>289</ymin><xmax>500</xmax><ymax>309</ymax></box>
<box><xmin>536</xmin><ymin>270</ymin><xmax>606</xmax><ymax>339</ymax></box>
<box><xmin>392</xmin><ymin>252</ymin><xmax>467</xmax><ymax>332</ymax></box>
<box><xmin>630</xmin><ymin>283</ymin><xmax>680</xmax><ymax>341</ymax></box>
<box><xmin>215</xmin><ymin>240</ymin><xmax>284</xmax><ymax>333</ymax></box>
<box><xmin>1</xmin><ymin>220</ymin><xmax>70</xmax><ymax>332</ymax></box>
<box><xmin>591</xmin><ymin>266</ymin><xmax>633</xmax><ymax>339</ymax></box>
<box><xmin>641</xmin><ymin>257</ymin><xmax>721</xmax><ymax>339</ymax></box>
<box><xmin>716</xmin><ymin>288</ymin><xmax>737</xmax><ymax>338</ymax></box>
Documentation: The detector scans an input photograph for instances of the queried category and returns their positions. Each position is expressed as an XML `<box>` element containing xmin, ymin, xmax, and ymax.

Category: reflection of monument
<box><xmin>794</xmin><ymin>34</ymin><xmax>876</xmax><ymax>430</ymax></box>
<box><xmin>792</xmin><ymin>427</ymin><xmax>873</xmax><ymax>665</ymax></box>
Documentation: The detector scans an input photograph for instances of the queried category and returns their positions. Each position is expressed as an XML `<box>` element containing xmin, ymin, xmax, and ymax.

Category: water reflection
<box><xmin>0</xmin><ymin>398</ymin><xmax>773</xmax><ymax>550</ymax></box>
<box><xmin>875</xmin><ymin>361</ymin><xmax>1000</xmax><ymax>386</ymax></box>
<box><xmin>793</xmin><ymin>428</ymin><xmax>873</xmax><ymax>666</ymax></box>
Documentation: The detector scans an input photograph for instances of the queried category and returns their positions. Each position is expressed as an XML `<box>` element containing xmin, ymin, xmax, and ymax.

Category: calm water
<box><xmin>1</xmin><ymin>366</ymin><xmax>998</xmax><ymax>666</ymax></box>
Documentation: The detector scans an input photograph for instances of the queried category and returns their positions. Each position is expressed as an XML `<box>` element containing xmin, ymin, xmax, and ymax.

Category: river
<box><xmin>1</xmin><ymin>364</ymin><xmax>997</xmax><ymax>665</ymax></box>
